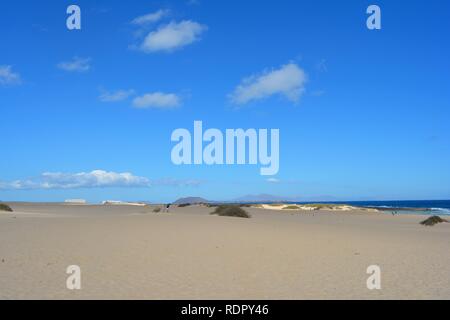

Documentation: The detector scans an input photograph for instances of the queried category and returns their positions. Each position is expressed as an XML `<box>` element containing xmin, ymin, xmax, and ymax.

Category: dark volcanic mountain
<box><xmin>173</xmin><ymin>197</ymin><xmax>209</xmax><ymax>205</ymax></box>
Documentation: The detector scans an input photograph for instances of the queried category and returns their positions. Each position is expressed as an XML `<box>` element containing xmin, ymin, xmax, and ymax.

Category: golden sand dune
<box><xmin>0</xmin><ymin>203</ymin><xmax>449</xmax><ymax>299</ymax></box>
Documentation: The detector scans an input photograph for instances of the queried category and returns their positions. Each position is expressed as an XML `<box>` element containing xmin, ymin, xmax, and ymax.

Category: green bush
<box><xmin>283</xmin><ymin>205</ymin><xmax>300</xmax><ymax>210</ymax></box>
<box><xmin>210</xmin><ymin>205</ymin><xmax>251</xmax><ymax>218</ymax></box>
<box><xmin>0</xmin><ymin>203</ymin><xmax>13</xmax><ymax>212</ymax></box>
<box><xmin>177</xmin><ymin>203</ymin><xmax>191</xmax><ymax>207</ymax></box>
<box><xmin>420</xmin><ymin>216</ymin><xmax>448</xmax><ymax>226</ymax></box>
<box><xmin>302</xmin><ymin>204</ymin><xmax>338</xmax><ymax>210</ymax></box>
<box><xmin>153</xmin><ymin>207</ymin><xmax>162</xmax><ymax>213</ymax></box>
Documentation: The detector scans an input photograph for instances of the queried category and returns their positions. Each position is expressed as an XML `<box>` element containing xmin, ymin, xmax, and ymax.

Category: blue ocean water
<box><xmin>295</xmin><ymin>200</ymin><xmax>450</xmax><ymax>215</ymax></box>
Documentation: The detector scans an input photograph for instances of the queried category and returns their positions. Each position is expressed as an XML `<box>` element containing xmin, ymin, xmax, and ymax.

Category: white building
<box><xmin>102</xmin><ymin>200</ymin><xmax>146</xmax><ymax>206</ymax></box>
<box><xmin>65</xmin><ymin>199</ymin><xmax>87</xmax><ymax>204</ymax></box>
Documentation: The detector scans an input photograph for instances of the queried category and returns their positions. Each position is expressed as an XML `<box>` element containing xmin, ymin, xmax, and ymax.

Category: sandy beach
<box><xmin>0</xmin><ymin>203</ymin><xmax>449</xmax><ymax>300</ymax></box>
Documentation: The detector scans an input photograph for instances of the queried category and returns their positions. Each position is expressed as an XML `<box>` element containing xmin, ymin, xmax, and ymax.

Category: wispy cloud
<box><xmin>32</xmin><ymin>24</ymin><xmax>49</xmax><ymax>32</ymax></box>
<box><xmin>139</xmin><ymin>20</ymin><xmax>207</xmax><ymax>53</ymax></box>
<box><xmin>151</xmin><ymin>178</ymin><xmax>204</xmax><ymax>187</ymax></box>
<box><xmin>99</xmin><ymin>89</ymin><xmax>136</xmax><ymax>102</ymax></box>
<box><xmin>132</xmin><ymin>92</ymin><xmax>181</xmax><ymax>109</ymax></box>
<box><xmin>0</xmin><ymin>170</ymin><xmax>204</xmax><ymax>190</ymax></box>
<box><xmin>57</xmin><ymin>57</ymin><xmax>91</xmax><ymax>72</ymax></box>
<box><xmin>187</xmin><ymin>0</ymin><xmax>200</xmax><ymax>5</ymax></box>
<box><xmin>311</xmin><ymin>90</ymin><xmax>325</xmax><ymax>97</ymax></box>
<box><xmin>229</xmin><ymin>63</ymin><xmax>307</xmax><ymax>105</ymax></box>
<box><xmin>266</xmin><ymin>178</ymin><xmax>301</xmax><ymax>185</ymax></box>
<box><xmin>131</xmin><ymin>9</ymin><xmax>169</xmax><ymax>25</ymax></box>
<box><xmin>0</xmin><ymin>65</ymin><xmax>21</xmax><ymax>85</ymax></box>
<box><xmin>316</xmin><ymin>59</ymin><xmax>328</xmax><ymax>73</ymax></box>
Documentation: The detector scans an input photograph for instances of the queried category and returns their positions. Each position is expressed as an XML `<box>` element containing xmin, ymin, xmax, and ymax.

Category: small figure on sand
<box><xmin>165</xmin><ymin>203</ymin><xmax>171</xmax><ymax>213</ymax></box>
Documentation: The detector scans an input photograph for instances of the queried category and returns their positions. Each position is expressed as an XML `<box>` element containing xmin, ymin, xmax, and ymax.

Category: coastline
<box><xmin>4</xmin><ymin>200</ymin><xmax>450</xmax><ymax>216</ymax></box>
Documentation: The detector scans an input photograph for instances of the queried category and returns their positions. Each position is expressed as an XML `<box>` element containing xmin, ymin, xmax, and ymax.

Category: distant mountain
<box><xmin>172</xmin><ymin>194</ymin><xmax>341</xmax><ymax>205</ymax></box>
<box><xmin>173</xmin><ymin>197</ymin><xmax>210</xmax><ymax>205</ymax></box>
<box><xmin>233</xmin><ymin>194</ymin><xmax>294</xmax><ymax>203</ymax></box>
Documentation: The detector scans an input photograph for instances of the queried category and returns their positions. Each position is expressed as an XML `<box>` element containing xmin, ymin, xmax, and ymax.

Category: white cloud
<box><xmin>131</xmin><ymin>9</ymin><xmax>169</xmax><ymax>25</ymax></box>
<box><xmin>0</xmin><ymin>170</ymin><xmax>150</xmax><ymax>189</ymax></box>
<box><xmin>132</xmin><ymin>92</ymin><xmax>181</xmax><ymax>109</ymax></box>
<box><xmin>139</xmin><ymin>20</ymin><xmax>207</xmax><ymax>53</ymax></box>
<box><xmin>230</xmin><ymin>63</ymin><xmax>307</xmax><ymax>105</ymax></box>
<box><xmin>0</xmin><ymin>170</ymin><xmax>205</xmax><ymax>190</ymax></box>
<box><xmin>57</xmin><ymin>57</ymin><xmax>91</xmax><ymax>72</ymax></box>
<box><xmin>99</xmin><ymin>89</ymin><xmax>135</xmax><ymax>102</ymax></box>
<box><xmin>0</xmin><ymin>65</ymin><xmax>21</xmax><ymax>85</ymax></box>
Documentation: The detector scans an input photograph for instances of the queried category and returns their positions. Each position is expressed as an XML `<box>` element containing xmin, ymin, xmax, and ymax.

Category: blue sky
<box><xmin>1</xmin><ymin>0</ymin><xmax>449</xmax><ymax>203</ymax></box>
